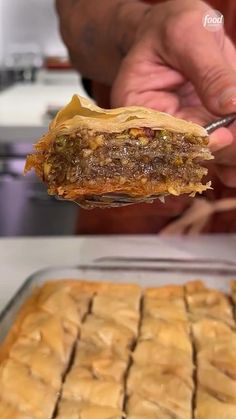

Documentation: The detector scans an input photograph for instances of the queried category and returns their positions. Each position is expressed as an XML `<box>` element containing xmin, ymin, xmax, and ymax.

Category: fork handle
<box><xmin>205</xmin><ymin>113</ymin><xmax>236</xmax><ymax>134</ymax></box>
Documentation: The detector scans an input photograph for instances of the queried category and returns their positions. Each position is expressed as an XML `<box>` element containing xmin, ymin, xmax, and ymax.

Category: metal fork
<box><xmin>204</xmin><ymin>113</ymin><xmax>236</xmax><ymax>134</ymax></box>
<box><xmin>57</xmin><ymin>113</ymin><xmax>236</xmax><ymax>208</ymax></box>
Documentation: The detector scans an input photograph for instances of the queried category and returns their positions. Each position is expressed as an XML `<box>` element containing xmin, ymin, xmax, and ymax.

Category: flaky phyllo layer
<box><xmin>1</xmin><ymin>280</ymin><xmax>236</xmax><ymax>419</ymax></box>
<box><xmin>25</xmin><ymin>95</ymin><xmax>213</xmax><ymax>206</ymax></box>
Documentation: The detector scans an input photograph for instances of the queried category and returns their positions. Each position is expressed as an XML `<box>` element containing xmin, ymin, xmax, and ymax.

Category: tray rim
<box><xmin>1</xmin><ymin>261</ymin><xmax>236</xmax><ymax>324</ymax></box>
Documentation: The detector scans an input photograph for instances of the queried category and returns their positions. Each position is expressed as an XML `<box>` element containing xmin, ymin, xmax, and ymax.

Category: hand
<box><xmin>111</xmin><ymin>0</ymin><xmax>236</xmax><ymax>187</ymax></box>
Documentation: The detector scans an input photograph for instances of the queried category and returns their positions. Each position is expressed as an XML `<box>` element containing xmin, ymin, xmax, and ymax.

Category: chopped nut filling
<box><xmin>42</xmin><ymin>128</ymin><xmax>208</xmax><ymax>188</ymax></box>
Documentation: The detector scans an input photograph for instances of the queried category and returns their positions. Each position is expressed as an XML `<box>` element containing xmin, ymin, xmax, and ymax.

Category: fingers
<box><xmin>183</xmin><ymin>35</ymin><xmax>236</xmax><ymax>115</ymax></box>
<box><xmin>120</xmin><ymin>90</ymin><xmax>180</xmax><ymax>113</ymax></box>
<box><xmin>111</xmin><ymin>42</ymin><xmax>184</xmax><ymax>109</ymax></box>
<box><xmin>161</xmin><ymin>8</ymin><xmax>236</xmax><ymax>115</ymax></box>
<box><xmin>209</xmin><ymin>128</ymin><xmax>233</xmax><ymax>153</ymax></box>
<box><xmin>216</xmin><ymin>165</ymin><xmax>236</xmax><ymax>188</ymax></box>
<box><xmin>210</xmin><ymin>125</ymin><xmax>236</xmax><ymax>187</ymax></box>
<box><xmin>176</xmin><ymin>104</ymin><xmax>214</xmax><ymax>125</ymax></box>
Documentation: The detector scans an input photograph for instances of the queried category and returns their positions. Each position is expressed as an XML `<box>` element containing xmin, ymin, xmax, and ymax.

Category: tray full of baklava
<box><xmin>0</xmin><ymin>261</ymin><xmax>236</xmax><ymax>419</ymax></box>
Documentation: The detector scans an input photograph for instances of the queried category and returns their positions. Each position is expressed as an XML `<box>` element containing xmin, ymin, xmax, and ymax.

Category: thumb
<box><xmin>170</xmin><ymin>13</ymin><xmax>236</xmax><ymax>115</ymax></box>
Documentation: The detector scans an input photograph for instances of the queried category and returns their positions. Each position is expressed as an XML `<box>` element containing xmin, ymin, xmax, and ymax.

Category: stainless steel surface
<box><xmin>0</xmin><ymin>177</ymin><xmax>78</xmax><ymax>236</ymax></box>
<box><xmin>0</xmin><ymin>143</ymin><xmax>33</xmax><ymax>157</ymax></box>
<box><xmin>0</xmin><ymin>70</ymin><xmax>16</xmax><ymax>92</ymax></box>
<box><xmin>0</xmin><ymin>144</ymin><xmax>78</xmax><ymax>236</ymax></box>
<box><xmin>0</xmin><ymin>126</ymin><xmax>48</xmax><ymax>143</ymax></box>
<box><xmin>205</xmin><ymin>113</ymin><xmax>236</xmax><ymax>134</ymax></box>
<box><xmin>0</xmin><ymin>261</ymin><xmax>235</xmax><ymax>343</ymax></box>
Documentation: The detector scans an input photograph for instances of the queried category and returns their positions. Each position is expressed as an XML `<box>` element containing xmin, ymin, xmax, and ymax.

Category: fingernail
<box><xmin>219</xmin><ymin>87</ymin><xmax>236</xmax><ymax>111</ymax></box>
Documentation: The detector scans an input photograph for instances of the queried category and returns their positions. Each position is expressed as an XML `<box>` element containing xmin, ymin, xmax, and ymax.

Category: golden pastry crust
<box><xmin>196</xmin><ymin>389</ymin><xmax>236</xmax><ymax>419</ymax></box>
<box><xmin>144</xmin><ymin>297</ymin><xmax>188</xmax><ymax>323</ymax></box>
<box><xmin>1</xmin><ymin>279</ymin><xmax>236</xmax><ymax>419</ymax></box>
<box><xmin>37</xmin><ymin>286</ymin><xmax>91</xmax><ymax>326</ymax></box>
<box><xmin>55</xmin><ymin>280</ymin><xmax>139</xmax><ymax>417</ymax></box>
<box><xmin>127</xmin><ymin>364</ymin><xmax>192</xmax><ymax>419</ymax></box>
<box><xmin>140</xmin><ymin>317</ymin><xmax>192</xmax><ymax>353</ymax></box>
<box><xmin>0</xmin><ymin>399</ymin><xmax>32</xmax><ymax>419</ymax></box>
<box><xmin>0</xmin><ymin>287</ymin><xmax>42</xmax><ymax>363</ymax></box>
<box><xmin>92</xmin><ymin>296</ymin><xmax>140</xmax><ymax>335</ymax></box>
<box><xmin>0</xmin><ymin>279</ymin><xmax>141</xmax><ymax>419</ymax></box>
<box><xmin>231</xmin><ymin>280</ymin><xmax>236</xmax><ymax>294</ymax></box>
<box><xmin>0</xmin><ymin>279</ymin><xmax>140</xmax><ymax>363</ymax></box>
<box><xmin>94</xmin><ymin>282</ymin><xmax>141</xmax><ymax>298</ymax></box>
<box><xmin>145</xmin><ymin>284</ymin><xmax>184</xmax><ymax>299</ymax></box>
<box><xmin>127</xmin><ymin>395</ymin><xmax>182</xmax><ymax>419</ymax></box>
<box><xmin>80</xmin><ymin>314</ymin><xmax>135</xmax><ymax>353</ymax></box>
<box><xmin>192</xmin><ymin>318</ymin><xmax>235</xmax><ymax>350</ymax></box>
<box><xmin>185</xmin><ymin>281</ymin><xmax>234</xmax><ymax>326</ymax></box>
<box><xmin>74</xmin><ymin>341</ymin><xmax>129</xmax><ymax>383</ymax></box>
<box><xmin>0</xmin><ymin>359</ymin><xmax>58</xmax><ymax>419</ymax></box>
<box><xmin>25</xmin><ymin>94</ymin><xmax>212</xmax><ymax>205</ymax></box>
<box><xmin>62</xmin><ymin>367</ymin><xmax>124</xmax><ymax>408</ymax></box>
<box><xmin>9</xmin><ymin>336</ymin><xmax>65</xmax><ymax>388</ymax></box>
<box><xmin>0</xmin><ymin>281</ymin><xmax>96</xmax><ymax>419</ymax></box>
<box><xmin>132</xmin><ymin>340</ymin><xmax>193</xmax><ymax>386</ymax></box>
<box><xmin>187</xmin><ymin>282</ymin><xmax>236</xmax><ymax>418</ymax></box>
<box><xmin>21</xmin><ymin>310</ymin><xmax>78</xmax><ymax>360</ymax></box>
<box><xmin>185</xmin><ymin>280</ymin><xmax>205</xmax><ymax>294</ymax></box>
<box><xmin>50</xmin><ymin>95</ymin><xmax>208</xmax><ymax>136</ymax></box>
<box><xmin>0</xmin><ymin>280</ymin><xmax>97</xmax><ymax>363</ymax></box>
<box><xmin>198</xmin><ymin>361</ymin><xmax>236</xmax><ymax>404</ymax></box>
<box><xmin>144</xmin><ymin>285</ymin><xmax>188</xmax><ymax>324</ymax></box>
<box><xmin>57</xmin><ymin>399</ymin><xmax>123</xmax><ymax>419</ymax></box>
<box><xmin>198</xmin><ymin>342</ymin><xmax>236</xmax><ymax>396</ymax></box>
<box><xmin>128</xmin><ymin>282</ymin><xmax>193</xmax><ymax>419</ymax></box>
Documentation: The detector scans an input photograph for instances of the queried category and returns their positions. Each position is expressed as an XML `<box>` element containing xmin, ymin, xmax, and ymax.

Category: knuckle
<box><xmin>161</xmin><ymin>9</ymin><xmax>203</xmax><ymax>51</ymax></box>
<box><xmin>199</xmin><ymin>66</ymin><xmax>233</xmax><ymax>96</ymax></box>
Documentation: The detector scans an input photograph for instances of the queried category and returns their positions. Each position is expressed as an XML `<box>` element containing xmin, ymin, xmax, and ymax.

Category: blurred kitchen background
<box><xmin>0</xmin><ymin>0</ymin><xmax>90</xmax><ymax>236</ymax></box>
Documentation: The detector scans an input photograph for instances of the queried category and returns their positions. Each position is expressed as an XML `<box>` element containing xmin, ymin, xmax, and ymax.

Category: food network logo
<box><xmin>202</xmin><ymin>9</ymin><xmax>224</xmax><ymax>31</ymax></box>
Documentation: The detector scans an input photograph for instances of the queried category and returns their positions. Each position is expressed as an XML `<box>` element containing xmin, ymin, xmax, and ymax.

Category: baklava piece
<box><xmin>80</xmin><ymin>315</ymin><xmax>135</xmax><ymax>354</ymax></box>
<box><xmin>185</xmin><ymin>282</ymin><xmax>236</xmax><ymax>419</ymax></box>
<box><xmin>73</xmin><ymin>341</ymin><xmax>129</xmax><ymax>382</ymax></box>
<box><xmin>25</xmin><ymin>95</ymin><xmax>212</xmax><ymax>208</ymax></box>
<box><xmin>92</xmin><ymin>283</ymin><xmax>141</xmax><ymax>335</ymax></box>
<box><xmin>0</xmin><ymin>359</ymin><xmax>58</xmax><ymax>419</ymax></box>
<box><xmin>0</xmin><ymin>281</ymin><xmax>94</xmax><ymax>419</ymax></box>
<box><xmin>127</xmin><ymin>285</ymin><xmax>193</xmax><ymax>419</ymax></box>
<box><xmin>9</xmin><ymin>336</ymin><xmax>65</xmax><ymax>389</ymax></box>
<box><xmin>37</xmin><ymin>281</ymin><xmax>92</xmax><ymax>326</ymax></box>
<box><xmin>185</xmin><ymin>280</ymin><xmax>234</xmax><ymax>326</ymax></box>
<box><xmin>62</xmin><ymin>367</ymin><xmax>124</xmax><ymax>408</ymax></box>
<box><xmin>56</xmin><ymin>282</ymin><xmax>141</xmax><ymax>418</ymax></box>
<box><xmin>2</xmin><ymin>279</ymin><xmax>236</xmax><ymax>419</ymax></box>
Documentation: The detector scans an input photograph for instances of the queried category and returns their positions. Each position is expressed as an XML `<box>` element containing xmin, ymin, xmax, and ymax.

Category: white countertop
<box><xmin>0</xmin><ymin>80</ymin><xmax>88</xmax><ymax>127</ymax></box>
<box><xmin>0</xmin><ymin>235</ymin><xmax>236</xmax><ymax>312</ymax></box>
<box><xmin>0</xmin><ymin>76</ymin><xmax>89</xmax><ymax>143</ymax></box>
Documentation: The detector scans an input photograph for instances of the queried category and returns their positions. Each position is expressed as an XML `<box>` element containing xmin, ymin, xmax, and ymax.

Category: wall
<box><xmin>0</xmin><ymin>0</ymin><xmax>3</xmax><ymax>63</ymax></box>
<box><xmin>0</xmin><ymin>0</ymin><xmax>67</xmax><ymax>64</ymax></box>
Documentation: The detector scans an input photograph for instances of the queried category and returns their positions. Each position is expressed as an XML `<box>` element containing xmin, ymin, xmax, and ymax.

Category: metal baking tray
<box><xmin>1</xmin><ymin>258</ymin><xmax>236</xmax><ymax>343</ymax></box>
